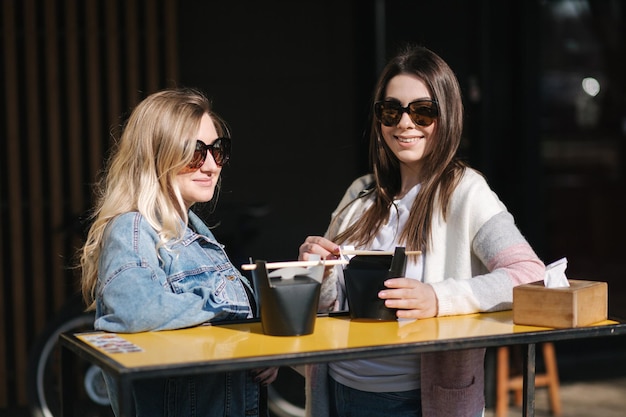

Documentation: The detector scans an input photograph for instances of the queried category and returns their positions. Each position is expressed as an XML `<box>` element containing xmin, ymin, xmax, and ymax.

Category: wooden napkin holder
<box><xmin>513</xmin><ymin>279</ymin><xmax>608</xmax><ymax>328</ymax></box>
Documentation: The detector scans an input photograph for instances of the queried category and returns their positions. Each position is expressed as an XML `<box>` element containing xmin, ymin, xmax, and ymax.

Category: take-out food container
<box><xmin>251</xmin><ymin>260</ymin><xmax>321</xmax><ymax>336</ymax></box>
<box><xmin>344</xmin><ymin>247</ymin><xmax>407</xmax><ymax>320</ymax></box>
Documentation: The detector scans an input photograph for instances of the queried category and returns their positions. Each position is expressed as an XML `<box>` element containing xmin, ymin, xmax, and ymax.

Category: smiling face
<box><xmin>380</xmin><ymin>73</ymin><xmax>436</xmax><ymax>181</ymax></box>
<box><xmin>176</xmin><ymin>113</ymin><xmax>222</xmax><ymax>209</ymax></box>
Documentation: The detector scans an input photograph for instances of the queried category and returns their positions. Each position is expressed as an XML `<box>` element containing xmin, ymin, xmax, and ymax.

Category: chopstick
<box><xmin>241</xmin><ymin>259</ymin><xmax>349</xmax><ymax>271</ymax></box>
<box><xmin>240</xmin><ymin>250</ymin><xmax>422</xmax><ymax>271</ymax></box>
<box><xmin>340</xmin><ymin>249</ymin><xmax>422</xmax><ymax>256</ymax></box>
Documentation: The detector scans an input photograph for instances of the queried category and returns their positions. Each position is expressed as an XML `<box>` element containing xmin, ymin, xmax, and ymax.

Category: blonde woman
<box><xmin>81</xmin><ymin>88</ymin><xmax>276</xmax><ymax>417</ymax></box>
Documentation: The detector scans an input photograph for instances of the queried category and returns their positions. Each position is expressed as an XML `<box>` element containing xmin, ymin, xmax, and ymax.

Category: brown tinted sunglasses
<box><xmin>374</xmin><ymin>99</ymin><xmax>439</xmax><ymax>127</ymax></box>
<box><xmin>187</xmin><ymin>138</ymin><xmax>231</xmax><ymax>169</ymax></box>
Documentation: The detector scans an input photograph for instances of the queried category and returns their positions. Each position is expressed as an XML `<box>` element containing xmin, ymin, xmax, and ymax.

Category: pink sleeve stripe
<box><xmin>486</xmin><ymin>243</ymin><xmax>545</xmax><ymax>286</ymax></box>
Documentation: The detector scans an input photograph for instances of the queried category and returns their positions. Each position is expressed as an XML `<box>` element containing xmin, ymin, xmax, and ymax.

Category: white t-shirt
<box><xmin>329</xmin><ymin>184</ymin><xmax>424</xmax><ymax>392</ymax></box>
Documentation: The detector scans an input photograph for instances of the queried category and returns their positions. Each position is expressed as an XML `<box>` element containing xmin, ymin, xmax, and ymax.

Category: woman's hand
<box><xmin>252</xmin><ymin>367</ymin><xmax>279</xmax><ymax>386</ymax></box>
<box><xmin>378</xmin><ymin>278</ymin><xmax>438</xmax><ymax>319</ymax></box>
<box><xmin>299</xmin><ymin>236</ymin><xmax>341</xmax><ymax>279</ymax></box>
<box><xmin>299</xmin><ymin>236</ymin><xmax>340</xmax><ymax>261</ymax></box>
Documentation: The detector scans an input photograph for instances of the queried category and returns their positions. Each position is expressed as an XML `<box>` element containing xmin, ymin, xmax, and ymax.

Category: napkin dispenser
<box><xmin>344</xmin><ymin>247</ymin><xmax>407</xmax><ymax>320</ymax></box>
<box><xmin>251</xmin><ymin>260</ymin><xmax>321</xmax><ymax>336</ymax></box>
<box><xmin>513</xmin><ymin>279</ymin><xmax>608</xmax><ymax>328</ymax></box>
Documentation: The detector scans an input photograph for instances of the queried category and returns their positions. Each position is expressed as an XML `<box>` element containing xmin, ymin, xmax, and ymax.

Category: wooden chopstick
<box><xmin>340</xmin><ymin>249</ymin><xmax>422</xmax><ymax>256</ymax></box>
<box><xmin>241</xmin><ymin>259</ymin><xmax>349</xmax><ymax>271</ymax></box>
<box><xmin>241</xmin><ymin>250</ymin><xmax>422</xmax><ymax>271</ymax></box>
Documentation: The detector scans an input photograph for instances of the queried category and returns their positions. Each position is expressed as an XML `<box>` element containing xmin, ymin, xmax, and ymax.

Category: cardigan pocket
<box><xmin>429</xmin><ymin>375</ymin><xmax>484</xmax><ymax>417</ymax></box>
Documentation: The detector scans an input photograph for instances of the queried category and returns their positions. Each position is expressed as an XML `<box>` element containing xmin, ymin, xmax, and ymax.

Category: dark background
<box><xmin>184</xmin><ymin>0</ymin><xmax>545</xmax><ymax>263</ymax></box>
<box><xmin>2</xmin><ymin>0</ymin><xmax>626</xmax><ymax>413</ymax></box>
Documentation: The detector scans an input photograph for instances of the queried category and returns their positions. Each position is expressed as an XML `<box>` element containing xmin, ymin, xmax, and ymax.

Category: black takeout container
<box><xmin>344</xmin><ymin>247</ymin><xmax>407</xmax><ymax>320</ymax></box>
<box><xmin>251</xmin><ymin>260</ymin><xmax>321</xmax><ymax>336</ymax></box>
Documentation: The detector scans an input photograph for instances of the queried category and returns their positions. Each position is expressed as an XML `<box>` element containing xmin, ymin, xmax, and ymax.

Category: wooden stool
<box><xmin>495</xmin><ymin>343</ymin><xmax>561</xmax><ymax>417</ymax></box>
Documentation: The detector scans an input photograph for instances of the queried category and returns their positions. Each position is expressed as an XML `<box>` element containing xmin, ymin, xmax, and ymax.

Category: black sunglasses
<box><xmin>187</xmin><ymin>137</ymin><xmax>231</xmax><ymax>169</ymax></box>
<box><xmin>374</xmin><ymin>99</ymin><xmax>439</xmax><ymax>127</ymax></box>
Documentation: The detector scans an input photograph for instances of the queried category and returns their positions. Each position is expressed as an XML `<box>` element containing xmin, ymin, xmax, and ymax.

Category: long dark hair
<box><xmin>333</xmin><ymin>45</ymin><xmax>467</xmax><ymax>252</ymax></box>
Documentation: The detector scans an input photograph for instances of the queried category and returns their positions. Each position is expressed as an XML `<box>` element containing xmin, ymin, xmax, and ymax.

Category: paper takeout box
<box><xmin>513</xmin><ymin>279</ymin><xmax>608</xmax><ymax>328</ymax></box>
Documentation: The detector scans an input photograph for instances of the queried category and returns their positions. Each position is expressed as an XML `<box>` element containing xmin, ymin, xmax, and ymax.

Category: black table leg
<box><xmin>522</xmin><ymin>343</ymin><xmax>536</xmax><ymax>417</ymax></box>
<box><xmin>117</xmin><ymin>375</ymin><xmax>135</xmax><ymax>417</ymax></box>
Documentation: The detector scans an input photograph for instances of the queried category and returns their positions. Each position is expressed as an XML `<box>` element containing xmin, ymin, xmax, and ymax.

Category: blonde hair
<box><xmin>80</xmin><ymin>88</ymin><xmax>229</xmax><ymax>310</ymax></box>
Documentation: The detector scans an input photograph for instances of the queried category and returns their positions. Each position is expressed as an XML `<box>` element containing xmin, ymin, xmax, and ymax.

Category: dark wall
<box><xmin>175</xmin><ymin>0</ymin><xmax>546</xmax><ymax>264</ymax></box>
<box><xmin>177</xmin><ymin>1</ymin><xmax>363</xmax><ymax>263</ymax></box>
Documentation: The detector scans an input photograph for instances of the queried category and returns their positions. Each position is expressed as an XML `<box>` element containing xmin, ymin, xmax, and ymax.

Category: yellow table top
<box><xmin>70</xmin><ymin>310</ymin><xmax>619</xmax><ymax>371</ymax></box>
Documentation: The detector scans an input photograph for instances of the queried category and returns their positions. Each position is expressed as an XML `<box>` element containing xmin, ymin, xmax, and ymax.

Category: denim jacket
<box><xmin>95</xmin><ymin>210</ymin><xmax>265</xmax><ymax>417</ymax></box>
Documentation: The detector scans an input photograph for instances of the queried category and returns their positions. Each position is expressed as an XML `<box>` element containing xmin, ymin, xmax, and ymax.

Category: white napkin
<box><xmin>544</xmin><ymin>257</ymin><xmax>570</xmax><ymax>288</ymax></box>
